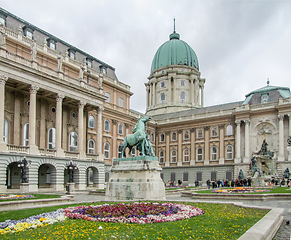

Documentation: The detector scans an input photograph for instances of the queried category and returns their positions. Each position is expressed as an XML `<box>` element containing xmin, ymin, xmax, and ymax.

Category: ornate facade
<box><xmin>0</xmin><ymin>7</ymin><xmax>291</xmax><ymax>192</ymax></box>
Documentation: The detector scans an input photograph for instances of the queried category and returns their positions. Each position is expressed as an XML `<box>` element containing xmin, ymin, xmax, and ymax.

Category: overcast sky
<box><xmin>1</xmin><ymin>0</ymin><xmax>291</xmax><ymax>113</ymax></box>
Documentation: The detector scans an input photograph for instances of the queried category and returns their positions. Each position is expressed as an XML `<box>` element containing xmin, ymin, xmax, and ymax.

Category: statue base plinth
<box><xmin>20</xmin><ymin>183</ymin><xmax>29</xmax><ymax>193</ymax></box>
<box><xmin>105</xmin><ymin>156</ymin><xmax>166</xmax><ymax>201</ymax></box>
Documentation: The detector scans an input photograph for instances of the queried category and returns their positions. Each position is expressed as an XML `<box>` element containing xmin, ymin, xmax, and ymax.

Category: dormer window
<box><xmin>47</xmin><ymin>39</ymin><xmax>56</xmax><ymax>50</ymax></box>
<box><xmin>23</xmin><ymin>27</ymin><xmax>34</xmax><ymax>39</ymax></box>
<box><xmin>86</xmin><ymin>58</ymin><xmax>92</xmax><ymax>68</ymax></box>
<box><xmin>261</xmin><ymin>93</ymin><xmax>269</xmax><ymax>103</ymax></box>
<box><xmin>68</xmin><ymin>49</ymin><xmax>76</xmax><ymax>60</ymax></box>
<box><xmin>0</xmin><ymin>13</ymin><xmax>6</xmax><ymax>26</ymax></box>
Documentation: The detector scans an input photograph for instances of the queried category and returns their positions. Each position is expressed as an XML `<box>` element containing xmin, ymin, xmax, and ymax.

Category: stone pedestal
<box><xmin>105</xmin><ymin>156</ymin><xmax>166</xmax><ymax>201</ymax></box>
<box><xmin>20</xmin><ymin>183</ymin><xmax>29</xmax><ymax>193</ymax></box>
<box><xmin>66</xmin><ymin>182</ymin><xmax>75</xmax><ymax>194</ymax></box>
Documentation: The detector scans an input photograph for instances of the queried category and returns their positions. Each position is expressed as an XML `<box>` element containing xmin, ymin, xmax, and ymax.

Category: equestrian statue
<box><xmin>121</xmin><ymin>116</ymin><xmax>155</xmax><ymax>158</ymax></box>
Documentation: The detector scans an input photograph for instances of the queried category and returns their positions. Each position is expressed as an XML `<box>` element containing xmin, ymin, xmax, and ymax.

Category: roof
<box><xmin>152</xmin><ymin>101</ymin><xmax>242</xmax><ymax>121</ymax></box>
<box><xmin>150</xmin><ymin>31</ymin><xmax>199</xmax><ymax>73</ymax></box>
<box><xmin>245</xmin><ymin>85</ymin><xmax>290</xmax><ymax>97</ymax></box>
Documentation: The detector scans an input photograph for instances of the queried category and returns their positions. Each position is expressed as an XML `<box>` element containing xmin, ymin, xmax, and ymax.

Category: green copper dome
<box><xmin>151</xmin><ymin>31</ymin><xmax>199</xmax><ymax>73</ymax></box>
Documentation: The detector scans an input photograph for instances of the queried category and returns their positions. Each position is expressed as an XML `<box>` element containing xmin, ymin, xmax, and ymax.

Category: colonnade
<box><xmin>0</xmin><ymin>75</ymin><xmax>104</xmax><ymax>159</ymax></box>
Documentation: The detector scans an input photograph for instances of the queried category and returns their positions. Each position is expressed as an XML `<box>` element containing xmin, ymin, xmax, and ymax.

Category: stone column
<box><xmin>168</xmin><ymin>76</ymin><xmax>172</xmax><ymax>104</ymax></box>
<box><xmin>112</xmin><ymin>120</ymin><xmax>117</xmax><ymax>159</ymax></box>
<box><xmin>244</xmin><ymin>119</ymin><xmax>250</xmax><ymax>163</ymax></box>
<box><xmin>0</xmin><ymin>75</ymin><xmax>8</xmax><ymax>151</ymax></box>
<box><xmin>165</xmin><ymin>131</ymin><xmax>170</xmax><ymax>167</ymax></box>
<box><xmin>278</xmin><ymin>114</ymin><xmax>285</xmax><ymax>161</ymax></box>
<box><xmin>150</xmin><ymin>83</ymin><xmax>153</xmax><ymax>106</ymax></box>
<box><xmin>177</xmin><ymin>130</ymin><xmax>182</xmax><ymax>166</ymax></box>
<box><xmin>204</xmin><ymin>126</ymin><xmax>210</xmax><ymax>165</ymax></box>
<box><xmin>152</xmin><ymin>81</ymin><xmax>156</xmax><ymax>106</ymax></box>
<box><xmin>39</xmin><ymin>99</ymin><xmax>46</xmax><ymax>148</ymax></box>
<box><xmin>96</xmin><ymin>107</ymin><xmax>103</xmax><ymax>160</ymax></box>
<box><xmin>56</xmin><ymin>94</ymin><xmax>65</xmax><ymax>157</ymax></box>
<box><xmin>146</xmin><ymin>85</ymin><xmax>149</xmax><ymax>109</ymax></box>
<box><xmin>219</xmin><ymin>124</ymin><xmax>225</xmax><ymax>164</ymax></box>
<box><xmin>29</xmin><ymin>85</ymin><xmax>39</xmax><ymax>154</ymax></box>
<box><xmin>173</xmin><ymin>77</ymin><xmax>176</xmax><ymax>103</ymax></box>
<box><xmin>125</xmin><ymin>123</ymin><xmax>129</xmax><ymax>136</ymax></box>
<box><xmin>78</xmin><ymin>101</ymin><xmax>86</xmax><ymax>159</ymax></box>
<box><xmin>113</xmin><ymin>89</ymin><xmax>116</xmax><ymax>110</ymax></box>
<box><xmin>190</xmin><ymin>78</ymin><xmax>194</xmax><ymax>105</ymax></box>
<box><xmin>194</xmin><ymin>79</ymin><xmax>197</xmax><ymax>105</ymax></box>
<box><xmin>235</xmin><ymin>120</ymin><xmax>241</xmax><ymax>163</ymax></box>
<box><xmin>13</xmin><ymin>93</ymin><xmax>21</xmax><ymax>145</ymax></box>
<box><xmin>288</xmin><ymin>114</ymin><xmax>291</xmax><ymax>137</ymax></box>
<box><xmin>190</xmin><ymin>128</ymin><xmax>195</xmax><ymax>166</ymax></box>
<box><xmin>201</xmin><ymin>86</ymin><xmax>204</xmax><ymax>107</ymax></box>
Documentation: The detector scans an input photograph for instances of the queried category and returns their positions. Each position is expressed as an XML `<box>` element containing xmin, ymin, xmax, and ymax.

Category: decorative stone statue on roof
<box><xmin>121</xmin><ymin>116</ymin><xmax>155</xmax><ymax>158</ymax></box>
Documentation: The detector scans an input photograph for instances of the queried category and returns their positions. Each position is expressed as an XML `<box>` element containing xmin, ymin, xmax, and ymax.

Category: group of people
<box><xmin>206</xmin><ymin>178</ymin><xmax>253</xmax><ymax>189</ymax></box>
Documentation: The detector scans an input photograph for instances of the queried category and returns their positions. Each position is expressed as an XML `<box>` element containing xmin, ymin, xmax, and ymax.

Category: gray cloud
<box><xmin>2</xmin><ymin>0</ymin><xmax>291</xmax><ymax>113</ymax></box>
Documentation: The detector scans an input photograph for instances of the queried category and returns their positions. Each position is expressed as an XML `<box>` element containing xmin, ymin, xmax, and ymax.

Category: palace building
<box><xmin>0</xmin><ymin>7</ymin><xmax>290</xmax><ymax>192</ymax></box>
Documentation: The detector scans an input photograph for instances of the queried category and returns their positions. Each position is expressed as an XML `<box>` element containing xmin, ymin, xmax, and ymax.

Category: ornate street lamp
<box><xmin>67</xmin><ymin>161</ymin><xmax>77</xmax><ymax>183</ymax></box>
<box><xmin>17</xmin><ymin>157</ymin><xmax>31</xmax><ymax>183</ymax></box>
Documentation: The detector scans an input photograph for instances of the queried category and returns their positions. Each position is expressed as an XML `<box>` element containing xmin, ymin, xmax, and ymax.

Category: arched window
<box><xmin>184</xmin><ymin>130</ymin><xmax>190</xmax><ymax>140</ymax></box>
<box><xmin>171</xmin><ymin>149</ymin><xmax>177</xmax><ymax>163</ymax></box>
<box><xmin>183</xmin><ymin>148</ymin><xmax>190</xmax><ymax>162</ymax></box>
<box><xmin>131</xmin><ymin>147</ymin><xmax>136</xmax><ymax>157</ymax></box>
<box><xmin>23</xmin><ymin>123</ymin><xmax>29</xmax><ymax>146</ymax></box>
<box><xmin>48</xmin><ymin>128</ymin><xmax>56</xmax><ymax>149</ymax></box>
<box><xmin>118</xmin><ymin>123</ymin><xmax>123</xmax><ymax>135</ymax></box>
<box><xmin>197</xmin><ymin>147</ymin><xmax>203</xmax><ymax>161</ymax></box>
<box><xmin>180</xmin><ymin>91</ymin><xmax>186</xmax><ymax>102</ymax></box>
<box><xmin>211</xmin><ymin>146</ymin><xmax>218</xmax><ymax>160</ymax></box>
<box><xmin>183</xmin><ymin>172</ymin><xmax>189</xmax><ymax>181</ymax></box>
<box><xmin>88</xmin><ymin>115</ymin><xmax>95</xmax><ymax>128</ymax></box>
<box><xmin>3</xmin><ymin>119</ymin><xmax>8</xmax><ymax>144</ymax></box>
<box><xmin>151</xmin><ymin>133</ymin><xmax>155</xmax><ymax>143</ymax></box>
<box><xmin>104</xmin><ymin>142</ymin><xmax>110</xmax><ymax>159</ymax></box>
<box><xmin>160</xmin><ymin>133</ymin><xmax>165</xmax><ymax>142</ymax></box>
<box><xmin>197</xmin><ymin>128</ymin><xmax>203</xmax><ymax>138</ymax></box>
<box><xmin>88</xmin><ymin>139</ymin><xmax>95</xmax><ymax>154</ymax></box>
<box><xmin>171</xmin><ymin>132</ymin><xmax>177</xmax><ymax>141</ymax></box>
<box><xmin>69</xmin><ymin>131</ymin><xmax>78</xmax><ymax>152</ymax></box>
<box><xmin>226</xmin><ymin>145</ymin><xmax>233</xmax><ymax>160</ymax></box>
<box><xmin>104</xmin><ymin>119</ymin><xmax>110</xmax><ymax>132</ymax></box>
<box><xmin>161</xmin><ymin>93</ymin><xmax>165</xmax><ymax>103</ymax></box>
<box><xmin>211</xmin><ymin>127</ymin><xmax>218</xmax><ymax>137</ymax></box>
<box><xmin>159</xmin><ymin>150</ymin><xmax>165</xmax><ymax>163</ymax></box>
<box><xmin>226</xmin><ymin>125</ymin><xmax>233</xmax><ymax>136</ymax></box>
<box><xmin>118</xmin><ymin>145</ymin><xmax>122</xmax><ymax>158</ymax></box>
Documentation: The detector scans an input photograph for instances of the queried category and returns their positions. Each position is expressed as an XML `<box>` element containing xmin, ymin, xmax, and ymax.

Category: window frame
<box><xmin>197</xmin><ymin>147</ymin><xmax>203</xmax><ymax>161</ymax></box>
<box><xmin>180</xmin><ymin>80</ymin><xmax>185</xmax><ymax>86</ymax></box>
<box><xmin>118</xmin><ymin>123</ymin><xmax>123</xmax><ymax>135</ymax></box>
<box><xmin>3</xmin><ymin>119</ymin><xmax>8</xmax><ymax>144</ymax></box>
<box><xmin>48</xmin><ymin>127</ymin><xmax>56</xmax><ymax>149</ymax></box>
<box><xmin>161</xmin><ymin>81</ymin><xmax>165</xmax><ymax>88</ymax></box>
<box><xmin>183</xmin><ymin>148</ymin><xmax>190</xmax><ymax>162</ymax></box>
<box><xmin>104</xmin><ymin>142</ymin><xmax>110</xmax><ymax>159</ymax></box>
<box><xmin>161</xmin><ymin>93</ymin><xmax>165</xmax><ymax>103</ymax></box>
<box><xmin>171</xmin><ymin>149</ymin><xmax>177</xmax><ymax>163</ymax></box>
<box><xmin>226</xmin><ymin>145</ymin><xmax>233</xmax><ymax>160</ymax></box>
<box><xmin>171</xmin><ymin>132</ymin><xmax>177</xmax><ymax>141</ymax></box>
<box><xmin>159</xmin><ymin>150</ymin><xmax>165</xmax><ymax>163</ymax></box>
<box><xmin>88</xmin><ymin>139</ymin><xmax>95</xmax><ymax>154</ymax></box>
<box><xmin>226</xmin><ymin>125</ymin><xmax>233</xmax><ymax>136</ymax></box>
<box><xmin>211</xmin><ymin>146</ymin><xmax>218</xmax><ymax>161</ymax></box>
<box><xmin>104</xmin><ymin>119</ymin><xmax>110</xmax><ymax>132</ymax></box>
<box><xmin>117</xmin><ymin>145</ymin><xmax>122</xmax><ymax>158</ymax></box>
<box><xmin>23</xmin><ymin>123</ymin><xmax>29</xmax><ymax>146</ymax></box>
<box><xmin>160</xmin><ymin>133</ymin><xmax>165</xmax><ymax>142</ymax></box>
<box><xmin>88</xmin><ymin>115</ymin><xmax>95</xmax><ymax>128</ymax></box>
<box><xmin>183</xmin><ymin>130</ymin><xmax>190</xmax><ymax>140</ymax></box>
<box><xmin>180</xmin><ymin>91</ymin><xmax>186</xmax><ymax>102</ymax></box>
<box><xmin>69</xmin><ymin>131</ymin><xmax>78</xmax><ymax>152</ymax></box>
<box><xmin>151</xmin><ymin>133</ymin><xmax>155</xmax><ymax>143</ymax></box>
<box><xmin>105</xmin><ymin>92</ymin><xmax>111</xmax><ymax>103</ymax></box>
<box><xmin>197</xmin><ymin>128</ymin><xmax>203</xmax><ymax>139</ymax></box>
<box><xmin>211</xmin><ymin>127</ymin><xmax>218</xmax><ymax>137</ymax></box>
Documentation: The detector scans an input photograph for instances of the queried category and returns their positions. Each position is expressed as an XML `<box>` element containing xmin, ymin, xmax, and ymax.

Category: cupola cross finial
<box><xmin>267</xmin><ymin>78</ymin><xmax>270</xmax><ymax>86</ymax></box>
<box><xmin>174</xmin><ymin>18</ymin><xmax>176</xmax><ymax>33</ymax></box>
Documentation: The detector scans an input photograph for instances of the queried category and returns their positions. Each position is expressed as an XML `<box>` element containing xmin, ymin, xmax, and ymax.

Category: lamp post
<box><xmin>18</xmin><ymin>157</ymin><xmax>31</xmax><ymax>183</ymax></box>
<box><xmin>66</xmin><ymin>161</ymin><xmax>77</xmax><ymax>194</ymax></box>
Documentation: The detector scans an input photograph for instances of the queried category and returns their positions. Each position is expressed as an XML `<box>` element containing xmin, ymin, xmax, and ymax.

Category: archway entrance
<box><xmin>86</xmin><ymin>167</ymin><xmax>99</xmax><ymax>188</ymax></box>
<box><xmin>6</xmin><ymin>162</ymin><xmax>21</xmax><ymax>189</ymax></box>
<box><xmin>38</xmin><ymin>164</ymin><xmax>56</xmax><ymax>189</ymax></box>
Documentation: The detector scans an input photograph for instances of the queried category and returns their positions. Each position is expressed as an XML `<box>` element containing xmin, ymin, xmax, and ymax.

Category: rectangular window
<box><xmin>105</xmin><ymin>92</ymin><xmax>111</xmax><ymax>103</ymax></box>
<box><xmin>161</xmin><ymin>82</ymin><xmax>165</xmax><ymax>88</ymax></box>
<box><xmin>197</xmin><ymin>172</ymin><xmax>202</xmax><ymax>182</ymax></box>
<box><xmin>26</xmin><ymin>31</ymin><xmax>33</xmax><ymax>39</ymax></box>
<box><xmin>180</xmin><ymin>80</ymin><xmax>185</xmax><ymax>86</ymax></box>
<box><xmin>69</xmin><ymin>51</ymin><xmax>75</xmax><ymax>59</ymax></box>
<box><xmin>119</xmin><ymin>97</ymin><xmax>124</xmax><ymax>107</ymax></box>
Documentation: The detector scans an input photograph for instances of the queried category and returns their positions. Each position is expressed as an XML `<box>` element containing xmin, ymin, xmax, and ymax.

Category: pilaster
<box><xmin>278</xmin><ymin>114</ymin><xmax>285</xmax><ymax>161</ymax></box>
<box><xmin>177</xmin><ymin>129</ymin><xmax>182</xmax><ymax>166</ymax></box>
<box><xmin>243</xmin><ymin>119</ymin><xmax>250</xmax><ymax>163</ymax></box>
<box><xmin>78</xmin><ymin>101</ymin><xmax>86</xmax><ymax>159</ymax></box>
<box><xmin>165</xmin><ymin>131</ymin><xmax>170</xmax><ymax>167</ymax></box>
<box><xmin>218</xmin><ymin>124</ymin><xmax>225</xmax><ymax>164</ymax></box>
<box><xmin>29</xmin><ymin>85</ymin><xmax>39</xmax><ymax>154</ymax></box>
<box><xmin>97</xmin><ymin>107</ymin><xmax>103</xmax><ymax>160</ymax></box>
<box><xmin>204</xmin><ymin>126</ymin><xmax>209</xmax><ymax>165</ymax></box>
<box><xmin>56</xmin><ymin>94</ymin><xmax>65</xmax><ymax>157</ymax></box>
<box><xmin>0</xmin><ymin>75</ymin><xmax>8</xmax><ymax>151</ymax></box>
<box><xmin>190</xmin><ymin>128</ymin><xmax>195</xmax><ymax>166</ymax></box>
<box><xmin>235</xmin><ymin>120</ymin><xmax>241</xmax><ymax>163</ymax></box>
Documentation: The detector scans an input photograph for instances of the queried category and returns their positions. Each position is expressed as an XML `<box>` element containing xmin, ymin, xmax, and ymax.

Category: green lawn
<box><xmin>0</xmin><ymin>202</ymin><xmax>269</xmax><ymax>240</ymax></box>
<box><xmin>0</xmin><ymin>194</ymin><xmax>61</xmax><ymax>202</ymax></box>
<box><xmin>196</xmin><ymin>186</ymin><xmax>291</xmax><ymax>194</ymax></box>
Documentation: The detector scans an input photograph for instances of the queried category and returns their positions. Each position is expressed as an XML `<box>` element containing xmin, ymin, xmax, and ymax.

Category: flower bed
<box><xmin>64</xmin><ymin>202</ymin><xmax>204</xmax><ymax>224</ymax></box>
<box><xmin>212</xmin><ymin>187</ymin><xmax>271</xmax><ymax>193</ymax></box>
<box><xmin>0</xmin><ymin>194</ymin><xmax>35</xmax><ymax>200</ymax></box>
<box><xmin>0</xmin><ymin>209</ymin><xmax>66</xmax><ymax>234</ymax></box>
